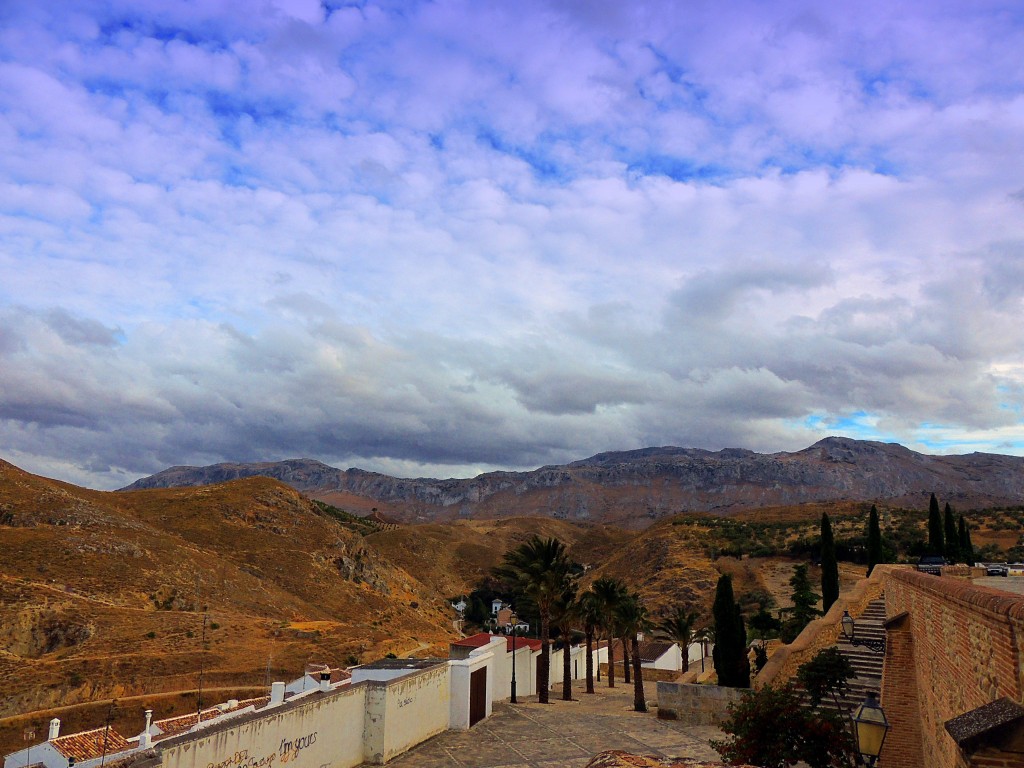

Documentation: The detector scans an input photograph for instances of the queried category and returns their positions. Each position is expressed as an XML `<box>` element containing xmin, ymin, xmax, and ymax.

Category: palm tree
<box><xmin>578</xmin><ymin>591</ymin><xmax>603</xmax><ymax>694</ymax></box>
<box><xmin>694</xmin><ymin>625</ymin><xmax>714</xmax><ymax>674</ymax></box>
<box><xmin>656</xmin><ymin>606</ymin><xmax>699</xmax><ymax>673</ymax></box>
<box><xmin>551</xmin><ymin>583</ymin><xmax>579</xmax><ymax>701</ymax></box>
<box><xmin>591</xmin><ymin>576</ymin><xmax>628</xmax><ymax>688</ymax></box>
<box><xmin>616</xmin><ymin>592</ymin><xmax>651</xmax><ymax>712</ymax></box>
<box><xmin>493</xmin><ymin>536</ymin><xmax>574</xmax><ymax>704</ymax></box>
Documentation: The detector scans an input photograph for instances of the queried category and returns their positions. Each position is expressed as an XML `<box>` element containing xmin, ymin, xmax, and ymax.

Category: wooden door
<box><xmin>469</xmin><ymin>667</ymin><xmax>487</xmax><ymax>726</ymax></box>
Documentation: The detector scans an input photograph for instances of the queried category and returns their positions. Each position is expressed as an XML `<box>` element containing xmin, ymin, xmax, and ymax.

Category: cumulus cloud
<box><xmin>0</xmin><ymin>0</ymin><xmax>1023</xmax><ymax>488</ymax></box>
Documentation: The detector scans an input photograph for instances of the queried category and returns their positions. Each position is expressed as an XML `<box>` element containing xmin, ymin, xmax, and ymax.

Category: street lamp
<box><xmin>851</xmin><ymin>692</ymin><xmax>890</xmax><ymax>766</ymax></box>
<box><xmin>510</xmin><ymin>625</ymin><xmax>518</xmax><ymax>704</ymax></box>
<box><xmin>841</xmin><ymin>610</ymin><xmax>885</xmax><ymax>654</ymax></box>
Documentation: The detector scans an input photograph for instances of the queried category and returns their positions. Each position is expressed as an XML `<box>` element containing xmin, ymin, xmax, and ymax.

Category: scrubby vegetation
<box><xmin>671</xmin><ymin>500</ymin><xmax>1019</xmax><ymax>564</ymax></box>
<box><xmin>312</xmin><ymin>500</ymin><xmax>386</xmax><ymax>535</ymax></box>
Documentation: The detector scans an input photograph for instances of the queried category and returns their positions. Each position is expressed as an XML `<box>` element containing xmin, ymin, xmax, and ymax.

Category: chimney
<box><xmin>139</xmin><ymin>710</ymin><xmax>153</xmax><ymax>748</ymax></box>
<box><xmin>48</xmin><ymin>719</ymin><xmax>60</xmax><ymax>741</ymax></box>
<box><xmin>270</xmin><ymin>681</ymin><xmax>286</xmax><ymax>705</ymax></box>
<box><xmin>319</xmin><ymin>671</ymin><xmax>331</xmax><ymax>693</ymax></box>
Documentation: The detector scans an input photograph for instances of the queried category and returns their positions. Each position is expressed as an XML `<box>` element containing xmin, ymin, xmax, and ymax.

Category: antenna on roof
<box><xmin>99</xmin><ymin>699</ymin><xmax>117</xmax><ymax>768</ymax></box>
<box><xmin>196</xmin><ymin>614</ymin><xmax>208</xmax><ymax>721</ymax></box>
<box><xmin>264</xmin><ymin>653</ymin><xmax>273</xmax><ymax>688</ymax></box>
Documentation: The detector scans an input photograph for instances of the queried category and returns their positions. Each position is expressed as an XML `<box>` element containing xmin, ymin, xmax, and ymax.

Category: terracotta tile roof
<box><xmin>452</xmin><ymin>632</ymin><xmax>500</xmax><ymax>648</ymax></box>
<box><xmin>636</xmin><ymin>641</ymin><xmax>675</xmax><ymax>663</ymax></box>
<box><xmin>453</xmin><ymin>632</ymin><xmax>544</xmax><ymax>652</ymax></box>
<box><xmin>153</xmin><ymin>697</ymin><xmax>270</xmax><ymax>739</ymax></box>
<box><xmin>504</xmin><ymin>635</ymin><xmax>542</xmax><ymax>652</ymax></box>
<box><xmin>305</xmin><ymin>664</ymin><xmax>351</xmax><ymax>684</ymax></box>
<box><xmin>51</xmin><ymin>727</ymin><xmax>131</xmax><ymax>761</ymax></box>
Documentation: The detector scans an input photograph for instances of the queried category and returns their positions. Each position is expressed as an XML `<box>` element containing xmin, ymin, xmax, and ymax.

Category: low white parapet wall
<box><xmin>160</xmin><ymin>661</ymin><xmax>454</xmax><ymax>768</ymax></box>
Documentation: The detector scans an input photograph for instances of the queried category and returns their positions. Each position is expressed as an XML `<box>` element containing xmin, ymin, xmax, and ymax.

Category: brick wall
<box><xmin>879</xmin><ymin>614</ymin><xmax>924</xmax><ymax>767</ymax></box>
<box><xmin>882</xmin><ymin>569</ymin><xmax>1024</xmax><ymax>768</ymax></box>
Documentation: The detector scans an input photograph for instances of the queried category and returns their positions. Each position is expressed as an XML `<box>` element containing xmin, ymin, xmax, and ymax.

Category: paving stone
<box><xmin>358</xmin><ymin>684</ymin><xmax>726</xmax><ymax>768</ymax></box>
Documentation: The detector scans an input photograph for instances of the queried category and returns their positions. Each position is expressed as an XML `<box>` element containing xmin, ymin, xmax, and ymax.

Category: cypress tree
<box><xmin>927</xmin><ymin>493</ymin><xmax>944</xmax><ymax>556</ymax></box>
<box><xmin>713</xmin><ymin>574</ymin><xmax>750</xmax><ymax>688</ymax></box>
<box><xmin>867</xmin><ymin>505</ymin><xmax>882</xmax><ymax>576</ymax></box>
<box><xmin>820</xmin><ymin>513</ymin><xmax>839</xmax><ymax>612</ymax></box>
<box><xmin>958</xmin><ymin>515</ymin><xmax>975</xmax><ymax>566</ymax></box>
<box><xmin>782</xmin><ymin>563</ymin><xmax>821</xmax><ymax>643</ymax></box>
<box><xmin>944</xmin><ymin>503</ymin><xmax>959</xmax><ymax>563</ymax></box>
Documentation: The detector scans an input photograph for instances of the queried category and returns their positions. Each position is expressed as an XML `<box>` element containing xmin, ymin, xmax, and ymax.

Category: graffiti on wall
<box><xmin>205</xmin><ymin>732</ymin><xmax>319</xmax><ymax>768</ymax></box>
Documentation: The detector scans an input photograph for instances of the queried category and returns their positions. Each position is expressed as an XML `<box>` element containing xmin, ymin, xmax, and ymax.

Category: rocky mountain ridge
<box><xmin>121</xmin><ymin>437</ymin><xmax>1024</xmax><ymax>527</ymax></box>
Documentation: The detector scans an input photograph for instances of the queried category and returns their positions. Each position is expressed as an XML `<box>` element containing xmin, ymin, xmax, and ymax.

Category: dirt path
<box><xmin>0</xmin><ymin>686</ymin><xmax>269</xmax><ymax>725</ymax></box>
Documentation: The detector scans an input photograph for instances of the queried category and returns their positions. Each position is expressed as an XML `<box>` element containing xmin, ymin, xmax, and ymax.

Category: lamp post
<box><xmin>851</xmin><ymin>691</ymin><xmax>890</xmax><ymax>766</ymax></box>
<box><xmin>510</xmin><ymin>625</ymin><xmax>518</xmax><ymax>704</ymax></box>
<box><xmin>841</xmin><ymin>610</ymin><xmax>885</xmax><ymax>654</ymax></box>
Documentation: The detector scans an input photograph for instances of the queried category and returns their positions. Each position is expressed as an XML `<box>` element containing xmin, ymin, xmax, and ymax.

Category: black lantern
<box><xmin>841</xmin><ymin>610</ymin><xmax>885</xmax><ymax>654</ymax></box>
<box><xmin>851</xmin><ymin>692</ymin><xmax>890</xmax><ymax>766</ymax></box>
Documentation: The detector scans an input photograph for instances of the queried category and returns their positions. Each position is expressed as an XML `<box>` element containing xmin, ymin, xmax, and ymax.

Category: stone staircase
<box><xmin>797</xmin><ymin>596</ymin><xmax>885</xmax><ymax>716</ymax></box>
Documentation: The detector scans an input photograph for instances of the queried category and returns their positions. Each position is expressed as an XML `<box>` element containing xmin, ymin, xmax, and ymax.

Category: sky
<box><xmin>2</xmin><ymin>0</ymin><xmax>1024</xmax><ymax>490</ymax></box>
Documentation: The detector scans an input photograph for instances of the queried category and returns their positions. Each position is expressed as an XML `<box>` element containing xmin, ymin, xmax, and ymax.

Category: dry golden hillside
<box><xmin>366</xmin><ymin>517</ymin><xmax>633</xmax><ymax>598</ymax></box>
<box><xmin>0</xmin><ymin>460</ymin><xmax>455</xmax><ymax>721</ymax></box>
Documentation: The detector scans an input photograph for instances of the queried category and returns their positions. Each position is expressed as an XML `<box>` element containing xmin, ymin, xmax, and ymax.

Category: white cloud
<box><xmin>0</xmin><ymin>0</ymin><xmax>1023</xmax><ymax>488</ymax></box>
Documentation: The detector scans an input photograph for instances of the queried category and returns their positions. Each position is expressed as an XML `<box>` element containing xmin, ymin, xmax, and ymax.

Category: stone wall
<box><xmin>655</xmin><ymin>682</ymin><xmax>745</xmax><ymax>725</ymax></box>
<box><xmin>882</xmin><ymin>569</ymin><xmax>1024</xmax><ymax>768</ymax></box>
<box><xmin>600</xmin><ymin>664</ymin><xmax>681</xmax><ymax>684</ymax></box>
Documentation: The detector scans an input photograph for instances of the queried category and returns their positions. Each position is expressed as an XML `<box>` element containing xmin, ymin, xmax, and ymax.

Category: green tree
<box><xmin>781</xmin><ymin>564</ymin><xmax>820</xmax><ymax>643</ymax></box>
<box><xmin>748</xmin><ymin>609</ymin><xmax>782</xmax><ymax>672</ymax></box>
<box><xmin>712</xmin><ymin>682</ymin><xmax>854</xmax><ymax>768</ymax></box>
<box><xmin>655</xmin><ymin>606</ymin><xmax>699</xmax><ymax>673</ymax></box>
<box><xmin>712</xmin><ymin>574</ymin><xmax>750</xmax><ymax>688</ymax></box>
<box><xmin>944</xmin><ymin>502</ymin><xmax>960</xmax><ymax>563</ymax></box>
<box><xmin>796</xmin><ymin>647</ymin><xmax>855</xmax><ymax>710</ymax></box>
<box><xmin>591</xmin><ymin>576</ymin><xmax>628</xmax><ymax>688</ymax></box>
<box><xmin>616</xmin><ymin>593</ymin><xmax>651</xmax><ymax>712</ymax></box>
<box><xmin>820</xmin><ymin>513</ymin><xmax>839</xmax><ymax>613</ymax></box>
<box><xmin>866</xmin><ymin>505</ymin><xmax>882</xmax><ymax>576</ymax></box>
<box><xmin>928</xmin><ymin>493</ymin><xmax>944</xmax><ymax>556</ymax></box>
<box><xmin>493</xmin><ymin>536</ymin><xmax>574</xmax><ymax>704</ymax></box>
<box><xmin>958</xmin><ymin>515</ymin><xmax>976</xmax><ymax>566</ymax></box>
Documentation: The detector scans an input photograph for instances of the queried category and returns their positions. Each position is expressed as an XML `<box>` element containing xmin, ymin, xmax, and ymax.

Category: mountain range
<box><xmin>122</xmin><ymin>437</ymin><xmax>1024</xmax><ymax>527</ymax></box>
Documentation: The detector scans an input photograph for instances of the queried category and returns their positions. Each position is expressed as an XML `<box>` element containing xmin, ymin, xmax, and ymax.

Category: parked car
<box><xmin>985</xmin><ymin>563</ymin><xmax>1009</xmax><ymax>577</ymax></box>
<box><xmin>916</xmin><ymin>555</ymin><xmax>946</xmax><ymax>575</ymax></box>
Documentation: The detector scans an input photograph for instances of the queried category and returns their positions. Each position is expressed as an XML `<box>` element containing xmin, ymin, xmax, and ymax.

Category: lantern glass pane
<box><xmin>856</xmin><ymin>719</ymin><xmax>886</xmax><ymax>757</ymax></box>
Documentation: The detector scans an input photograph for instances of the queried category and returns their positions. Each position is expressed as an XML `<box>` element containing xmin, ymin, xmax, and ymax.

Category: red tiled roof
<box><xmin>153</xmin><ymin>697</ymin><xmax>269</xmax><ymax>739</ymax></box>
<box><xmin>305</xmin><ymin>663</ymin><xmax>352</xmax><ymax>683</ymax></box>
<box><xmin>636</xmin><ymin>641</ymin><xmax>676</xmax><ymax>663</ymax></box>
<box><xmin>51</xmin><ymin>727</ymin><xmax>131</xmax><ymax>761</ymax></box>
<box><xmin>452</xmin><ymin>632</ymin><xmax>499</xmax><ymax>648</ymax></box>
<box><xmin>453</xmin><ymin>632</ymin><xmax>544</xmax><ymax>652</ymax></box>
<box><xmin>504</xmin><ymin>635</ymin><xmax>542</xmax><ymax>652</ymax></box>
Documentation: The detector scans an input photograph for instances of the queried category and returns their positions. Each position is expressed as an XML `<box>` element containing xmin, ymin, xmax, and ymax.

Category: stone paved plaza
<box><xmin>369</xmin><ymin>684</ymin><xmax>725</xmax><ymax>768</ymax></box>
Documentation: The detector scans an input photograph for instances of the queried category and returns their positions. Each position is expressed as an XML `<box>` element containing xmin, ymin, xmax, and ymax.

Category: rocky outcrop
<box><xmin>121</xmin><ymin>437</ymin><xmax>1024</xmax><ymax>527</ymax></box>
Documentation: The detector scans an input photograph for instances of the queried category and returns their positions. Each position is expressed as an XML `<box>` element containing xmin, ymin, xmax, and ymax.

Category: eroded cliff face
<box><xmin>121</xmin><ymin>437</ymin><xmax>1024</xmax><ymax>527</ymax></box>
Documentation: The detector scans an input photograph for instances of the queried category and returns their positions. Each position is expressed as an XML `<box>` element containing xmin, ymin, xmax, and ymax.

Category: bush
<box><xmin>712</xmin><ymin>683</ymin><xmax>854</xmax><ymax>768</ymax></box>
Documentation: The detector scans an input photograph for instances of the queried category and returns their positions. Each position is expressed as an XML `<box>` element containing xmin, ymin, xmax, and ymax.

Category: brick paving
<box><xmin>371</xmin><ymin>684</ymin><xmax>725</xmax><ymax>768</ymax></box>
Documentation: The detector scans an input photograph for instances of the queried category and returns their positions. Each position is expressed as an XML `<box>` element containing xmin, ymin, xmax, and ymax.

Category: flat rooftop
<box><xmin>358</xmin><ymin>658</ymin><xmax>446</xmax><ymax>670</ymax></box>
